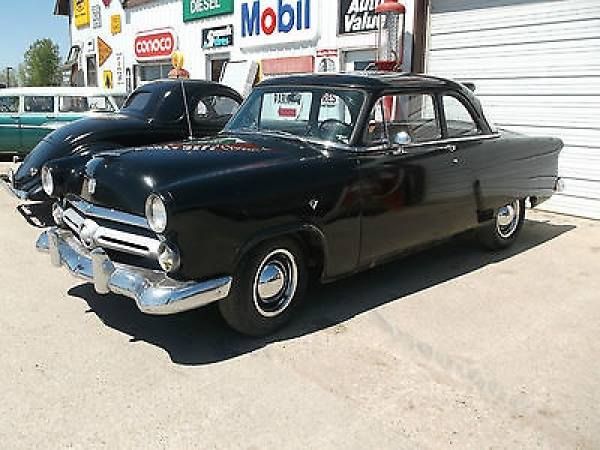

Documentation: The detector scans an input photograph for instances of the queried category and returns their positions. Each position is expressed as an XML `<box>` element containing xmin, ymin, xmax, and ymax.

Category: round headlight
<box><xmin>145</xmin><ymin>194</ymin><xmax>167</xmax><ymax>233</ymax></box>
<box><xmin>157</xmin><ymin>241</ymin><xmax>180</xmax><ymax>273</ymax></box>
<box><xmin>41</xmin><ymin>167</ymin><xmax>54</xmax><ymax>196</ymax></box>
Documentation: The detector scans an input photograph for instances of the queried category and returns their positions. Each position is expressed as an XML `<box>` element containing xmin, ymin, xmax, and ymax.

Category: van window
<box><xmin>24</xmin><ymin>96</ymin><xmax>54</xmax><ymax>113</ymax></box>
<box><xmin>0</xmin><ymin>96</ymin><xmax>19</xmax><ymax>113</ymax></box>
<box><xmin>59</xmin><ymin>96</ymin><xmax>114</xmax><ymax>113</ymax></box>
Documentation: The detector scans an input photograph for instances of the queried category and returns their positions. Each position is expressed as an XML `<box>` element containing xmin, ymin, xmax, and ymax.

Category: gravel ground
<box><xmin>1</xmin><ymin>162</ymin><xmax>599</xmax><ymax>449</ymax></box>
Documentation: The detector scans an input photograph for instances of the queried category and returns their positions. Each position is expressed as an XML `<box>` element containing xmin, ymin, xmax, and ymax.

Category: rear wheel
<box><xmin>478</xmin><ymin>199</ymin><xmax>525</xmax><ymax>250</ymax></box>
<box><xmin>219</xmin><ymin>238</ymin><xmax>307</xmax><ymax>336</ymax></box>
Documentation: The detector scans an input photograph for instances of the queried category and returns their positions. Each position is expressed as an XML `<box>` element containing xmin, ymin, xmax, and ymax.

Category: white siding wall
<box><xmin>428</xmin><ymin>0</ymin><xmax>600</xmax><ymax>219</ymax></box>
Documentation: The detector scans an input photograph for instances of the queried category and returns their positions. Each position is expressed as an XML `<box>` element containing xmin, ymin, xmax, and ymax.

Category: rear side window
<box><xmin>442</xmin><ymin>95</ymin><xmax>481</xmax><ymax>137</ymax></box>
<box><xmin>24</xmin><ymin>96</ymin><xmax>54</xmax><ymax>113</ymax></box>
<box><xmin>0</xmin><ymin>96</ymin><xmax>19</xmax><ymax>113</ymax></box>
<box><xmin>194</xmin><ymin>95</ymin><xmax>240</xmax><ymax>122</ymax></box>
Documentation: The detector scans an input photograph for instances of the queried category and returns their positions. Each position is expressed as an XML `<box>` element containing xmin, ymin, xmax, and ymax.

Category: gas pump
<box><xmin>374</xmin><ymin>0</ymin><xmax>406</xmax><ymax>120</ymax></box>
<box><xmin>375</xmin><ymin>0</ymin><xmax>406</xmax><ymax>72</ymax></box>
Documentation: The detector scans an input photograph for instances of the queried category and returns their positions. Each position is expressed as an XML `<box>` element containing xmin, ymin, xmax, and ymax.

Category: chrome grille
<box><xmin>62</xmin><ymin>201</ymin><xmax>160</xmax><ymax>259</ymax></box>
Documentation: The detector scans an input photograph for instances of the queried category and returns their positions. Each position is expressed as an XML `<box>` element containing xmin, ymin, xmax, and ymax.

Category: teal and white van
<box><xmin>0</xmin><ymin>87</ymin><xmax>125</xmax><ymax>155</ymax></box>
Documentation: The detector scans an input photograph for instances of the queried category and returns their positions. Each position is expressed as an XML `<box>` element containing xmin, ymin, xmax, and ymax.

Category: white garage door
<box><xmin>428</xmin><ymin>0</ymin><xmax>600</xmax><ymax>219</ymax></box>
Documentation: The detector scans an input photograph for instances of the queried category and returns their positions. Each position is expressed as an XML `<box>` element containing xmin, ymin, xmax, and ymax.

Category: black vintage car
<box><xmin>37</xmin><ymin>73</ymin><xmax>563</xmax><ymax>336</ymax></box>
<box><xmin>3</xmin><ymin>79</ymin><xmax>242</xmax><ymax>200</ymax></box>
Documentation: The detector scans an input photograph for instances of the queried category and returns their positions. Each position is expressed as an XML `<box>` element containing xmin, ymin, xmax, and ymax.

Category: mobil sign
<box><xmin>240</xmin><ymin>0</ymin><xmax>318</xmax><ymax>48</ymax></box>
<box><xmin>135</xmin><ymin>29</ymin><xmax>177</xmax><ymax>61</ymax></box>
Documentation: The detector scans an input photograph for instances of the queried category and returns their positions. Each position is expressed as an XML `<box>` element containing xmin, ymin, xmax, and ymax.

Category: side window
<box><xmin>156</xmin><ymin>90</ymin><xmax>185</xmax><ymax>122</ymax></box>
<box><xmin>59</xmin><ymin>96</ymin><xmax>89</xmax><ymax>113</ymax></box>
<box><xmin>194</xmin><ymin>96</ymin><xmax>240</xmax><ymax>122</ymax></box>
<box><xmin>87</xmin><ymin>96</ymin><xmax>113</xmax><ymax>112</ymax></box>
<box><xmin>24</xmin><ymin>96</ymin><xmax>54</xmax><ymax>113</ymax></box>
<box><xmin>443</xmin><ymin>95</ymin><xmax>481</xmax><ymax>137</ymax></box>
<box><xmin>364</xmin><ymin>99</ymin><xmax>387</xmax><ymax>146</ymax></box>
<box><xmin>389</xmin><ymin>93</ymin><xmax>440</xmax><ymax>143</ymax></box>
<box><xmin>365</xmin><ymin>93</ymin><xmax>441</xmax><ymax>146</ymax></box>
<box><xmin>0</xmin><ymin>96</ymin><xmax>19</xmax><ymax>113</ymax></box>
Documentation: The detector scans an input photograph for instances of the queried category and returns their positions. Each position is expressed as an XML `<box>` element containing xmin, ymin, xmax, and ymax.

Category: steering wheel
<box><xmin>318</xmin><ymin>119</ymin><xmax>352</xmax><ymax>142</ymax></box>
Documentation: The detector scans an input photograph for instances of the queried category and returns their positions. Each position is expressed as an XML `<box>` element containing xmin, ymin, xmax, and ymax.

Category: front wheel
<box><xmin>478</xmin><ymin>199</ymin><xmax>525</xmax><ymax>250</ymax></box>
<box><xmin>219</xmin><ymin>238</ymin><xmax>307</xmax><ymax>336</ymax></box>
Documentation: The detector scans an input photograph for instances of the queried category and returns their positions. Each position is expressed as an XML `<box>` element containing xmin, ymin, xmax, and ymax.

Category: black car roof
<box><xmin>258</xmin><ymin>72</ymin><xmax>464</xmax><ymax>91</ymax></box>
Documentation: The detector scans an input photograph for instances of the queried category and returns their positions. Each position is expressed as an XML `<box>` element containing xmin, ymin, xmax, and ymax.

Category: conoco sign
<box><xmin>135</xmin><ymin>29</ymin><xmax>177</xmax><ymax>61</ymax></box>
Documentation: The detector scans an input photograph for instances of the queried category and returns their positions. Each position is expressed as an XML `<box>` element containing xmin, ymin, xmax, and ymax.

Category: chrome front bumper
<box><xmin>36</xmin><ymin>228</ymin><xmax>232</xmax><ymax>315</ymax></box>
<box><xmin>0</xmin><ymin>176</ymin><xmax>29</xmax><ymax>200</ymax></box>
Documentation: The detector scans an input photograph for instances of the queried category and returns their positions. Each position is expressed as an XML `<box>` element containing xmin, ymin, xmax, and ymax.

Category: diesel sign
<box><xmin>135</xmin><ymin>30</ymin><xmax>176</xmax><ymax>60</ymax></box>
<box><xmin>183</xmin><ymin>0</ymin><xmax>234</xmax><ymax>21</ymax></box>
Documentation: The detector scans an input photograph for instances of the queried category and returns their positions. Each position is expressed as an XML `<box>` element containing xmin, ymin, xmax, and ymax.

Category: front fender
<box><xmin>234</xmin><ymin>222</ymin><xmax>329</xmax><ymax>281</ymax></box>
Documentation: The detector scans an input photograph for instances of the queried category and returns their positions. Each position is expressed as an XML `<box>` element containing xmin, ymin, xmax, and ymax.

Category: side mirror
<box><xmin>393</xmin><ymin>131</ymin><xmax>412</xmax><ymax>146</ymax></box>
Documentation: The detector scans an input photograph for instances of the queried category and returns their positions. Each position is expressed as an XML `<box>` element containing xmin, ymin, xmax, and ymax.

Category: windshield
<box><xmin>224</xmin><ymin>87</ymin><xmax>365</xmax><ymax>145</ymax></box>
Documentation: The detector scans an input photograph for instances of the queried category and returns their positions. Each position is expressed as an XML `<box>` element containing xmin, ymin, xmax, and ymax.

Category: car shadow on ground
<box><xmin>16</xmin><ymin>202</ymin><xmax>53</xmax><ymax>228</ymax></box>
<box><xmin>67</xmin><ymin>219</ymin><xmax>575</xmax><ymax>366</ymax></box>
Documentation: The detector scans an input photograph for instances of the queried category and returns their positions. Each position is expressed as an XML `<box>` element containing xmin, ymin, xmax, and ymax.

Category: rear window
<box><xmin>24</xmin><ymin>96</ymin><xmax>54</xmax><ymax>113</ymax></box>
<box><xmin>0</xmin><ymin>96</ymin><xmax>19</xmax><ymax>113</ymax></box>
<box><xmin>122</xmin><ymin>91</ymin><xmax>152</xmax><ymax>112</ymax></box>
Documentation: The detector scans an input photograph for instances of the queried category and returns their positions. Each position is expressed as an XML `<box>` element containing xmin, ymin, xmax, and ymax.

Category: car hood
<box><xmin>14</xmin><ymin>113</ymin><xmax>147</xmax><ymax>188</ymax></box>
<box><xmin>75</xmin><ymin>134</ymin><xmax>326</xmax><ymax>216</ymax></box>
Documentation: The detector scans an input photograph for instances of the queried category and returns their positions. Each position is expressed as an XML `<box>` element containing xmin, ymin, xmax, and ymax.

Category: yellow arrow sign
<box><xmin>97</xmin><ymin>37</ymin><xmax>113</xmax><ymax>67</ymax></box>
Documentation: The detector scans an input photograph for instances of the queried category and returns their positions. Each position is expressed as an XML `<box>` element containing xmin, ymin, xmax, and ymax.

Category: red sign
<box><xmin>135</xmin><ymin>29</ymin><xmax>176</xmax><ymax>61</ymax></box>
<box><xmin>102</xmin><ymin>0</ymin><xmax>111</xmax><ymax>6</ymax></box>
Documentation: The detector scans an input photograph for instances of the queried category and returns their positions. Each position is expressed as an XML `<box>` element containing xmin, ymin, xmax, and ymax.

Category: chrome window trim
<box><xmin>69</xmin><ymin>199</ymin><xmax>150</xmax><ymax>230</ymax></box>
<box><xmin>402</xmin><ymin>132</ymin><xmax>501</xmax><ymax>149</ymax></box>
<box><xmin>355</xmin><ymin>132</ymin><xmax>501</xmax><ymax>153</ymax></box>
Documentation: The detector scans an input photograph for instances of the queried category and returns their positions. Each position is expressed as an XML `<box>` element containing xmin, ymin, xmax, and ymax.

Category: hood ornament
<box><xmin>309</xmin><ymin>199</ymin><xmax>319</xmax><ymax>211</ymax></box>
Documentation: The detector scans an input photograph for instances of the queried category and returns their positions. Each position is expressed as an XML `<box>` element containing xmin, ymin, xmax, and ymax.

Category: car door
<box><xmin>20</xmin><ymin>95</ymin><xmax>56</xmax><ymax>152</ymax></box>
<box><xmin>358</xmin><ymin>92</ymin><xmax>478</xmax><ymax>265</ymax></box>
<box><xmin>0</xmin><ymin>95</ymin><xmax>21</xmax><ymax>153</ymax></box>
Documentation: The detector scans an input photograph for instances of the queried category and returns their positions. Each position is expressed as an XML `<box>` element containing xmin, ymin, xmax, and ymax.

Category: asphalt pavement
<box><xmin>1</xmin><ymin>162</ymin><xmax>599</xmax><ymax>449</ymax></box>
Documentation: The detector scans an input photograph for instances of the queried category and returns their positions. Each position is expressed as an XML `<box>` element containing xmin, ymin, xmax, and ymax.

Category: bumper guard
<box><xmin>36</xmin><ymin>228</ymin><xmax>232</xmax><ymax>315</ymax></box>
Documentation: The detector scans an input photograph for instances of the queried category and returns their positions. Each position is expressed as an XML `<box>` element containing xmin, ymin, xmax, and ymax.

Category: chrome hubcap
<box><xmin>496</xmin><ymin>200</ymin><xmax>521</xmax><ymax>238</ymax></box>
<box><xmin>253</xmin><ymin>249</ymin><xmax>298</xmax><ymax>318</ymax></box>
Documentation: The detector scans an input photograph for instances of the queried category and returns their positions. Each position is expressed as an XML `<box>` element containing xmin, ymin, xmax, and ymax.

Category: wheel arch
<box><xmin>235</xmin><ymin>223</ymin><xmax>329</xmax><ymax>282</ymax></box>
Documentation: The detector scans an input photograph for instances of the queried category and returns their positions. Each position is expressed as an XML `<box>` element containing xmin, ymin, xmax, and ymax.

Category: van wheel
<box><xmin>478</xmin><ymin>199</ymin><xmax>525</xmax><ymax>250</ymax></box>
<box><xmin>219</xmin><ymin>238</ymin><xmax>307</xmax><ymax>336</ymax></box>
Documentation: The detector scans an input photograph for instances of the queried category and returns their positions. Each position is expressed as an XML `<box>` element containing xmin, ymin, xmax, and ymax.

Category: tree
<box><xmin>20</xmin><ymin>39</ymin><xmax>62</xmax><ymax>87</ymax></box>
<box><xmin>0</xmin><ymin>67</ymin><xmax>18</xmax><ymax>87</ymax></box>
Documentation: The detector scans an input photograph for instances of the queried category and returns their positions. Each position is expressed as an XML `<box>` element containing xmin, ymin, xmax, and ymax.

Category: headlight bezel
<box><xmin>41</xmin><ymin>166</ymin><xmax>54</xmax><ymax>196</ymax></box>
<box><xmin>145</xmin><ymin>193</ymin><xmax>168</xmax><ymax>234</ymax></box>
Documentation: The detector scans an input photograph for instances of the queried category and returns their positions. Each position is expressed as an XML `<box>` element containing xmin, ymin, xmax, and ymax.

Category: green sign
<box><xmin>183</xmin><ymin>0</ymin><xmax>234</xmax><ymax>21</ymax></box>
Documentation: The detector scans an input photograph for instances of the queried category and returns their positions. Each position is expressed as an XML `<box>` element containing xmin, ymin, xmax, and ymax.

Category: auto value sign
<box><xmin>135</xmin><ymin>29</ymin><xmax>177</xmax><ymax>61</ymax></box>
<box><xmin>203</xmin><ymin>25</ymin><xmax>234</xmax><ymax>49</ymax></box>
<box><xmin>240</xmin><ymin>0</ymin><xmax>317</xmax><ymax>48</ymax></box>
<box><xmin>339</xmin><ymin>0</ymin><xmax>383</xmax><ymax>34</ymax></box>
<box><xmin>183</xmin><ymin>0</ymin><xmax>234</xmax><ymax>22</ymax></box>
